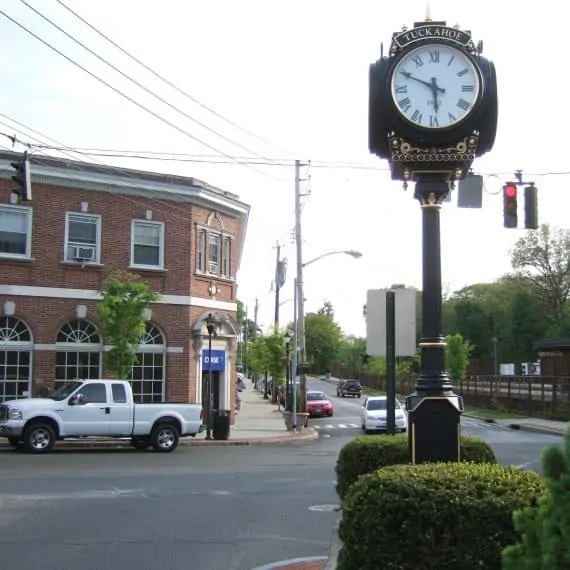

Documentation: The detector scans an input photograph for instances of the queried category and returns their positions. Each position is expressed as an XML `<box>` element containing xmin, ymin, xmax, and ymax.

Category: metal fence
<box><xmin>329</xmin><ymin>365</ymin><xmax>570</xmax><ymax>421</ymax></box>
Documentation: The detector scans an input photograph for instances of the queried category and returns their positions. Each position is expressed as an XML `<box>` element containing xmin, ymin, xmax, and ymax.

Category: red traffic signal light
<box><xmin>503</xmin><ymin>183</ymin><xmax>518</xmax><ymax>228</ymax></box>
<box><xmin>504</xmin><ymin>184</ymin><xmax>517</xmax><ymax>198</ymax></box>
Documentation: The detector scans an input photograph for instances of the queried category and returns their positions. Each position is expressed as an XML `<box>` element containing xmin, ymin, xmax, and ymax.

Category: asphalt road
<box><xmin>0</xmin><ymin>443</ymin><xmax>341</xmax><ymax>570</ymax></box>
<box><xmin>0</xmin><ymin>378</ymin><xmax>562</xmax><ymax>570</ymax></box>
<box><xmin>307</xmin><ymin>377</ymin><xmax>562</xmax><ymax>472</ymax></box>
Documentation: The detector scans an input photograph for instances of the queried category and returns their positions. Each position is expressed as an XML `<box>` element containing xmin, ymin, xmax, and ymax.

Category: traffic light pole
<box><xmin>406</xmin><ymin>178</ymin><xmax>463</xmax><ymax>465</ymax></box>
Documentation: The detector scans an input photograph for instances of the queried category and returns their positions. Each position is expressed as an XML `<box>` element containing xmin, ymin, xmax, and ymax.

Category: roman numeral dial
<box><xmin>389</xmin><ymin>44</ymin><xmax>480</xmax><ymax>129</ymax></box>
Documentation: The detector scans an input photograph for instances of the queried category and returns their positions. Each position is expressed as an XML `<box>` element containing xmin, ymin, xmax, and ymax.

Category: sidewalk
<box><xmin>190</xmin><ymin>382</ymin><xmax>318</xmax><ymax>446</ymax></box>
<box><xmin>0</xmin><ymin>382</ymin><xmax>319</xmax><ymax>450</ymax></box>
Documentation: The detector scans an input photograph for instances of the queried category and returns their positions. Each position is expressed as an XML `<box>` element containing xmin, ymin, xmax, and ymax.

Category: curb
<box><xmin>462</xmin><ymin>413</ymin><xmax>497</xmax><ymax>424</ymax></box>
<box><xmin>506</xmin><ymin>422</ymin><xmax>566</xmax><ymax>436</ymax></box>
<box><xmin>325</xmin><ymin>518</ymin><xmax>341</xmax><ymax>570</ymax></box>
<box><xmin>463</xmin><ymin>413</ymin><xmax>566</xmax><ymax>436</ymax></box>
<box><xmin>250</xmin><ymin>556</ymin><xmax>328</xmax><ymax>570</ymax></box>
<box><xmin>0</xmin><ymin>430</ymin><xmax>320</xmax><ymax>450</ymax></box>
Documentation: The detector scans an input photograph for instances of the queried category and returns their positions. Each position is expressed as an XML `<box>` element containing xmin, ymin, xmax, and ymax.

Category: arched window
<box><xmin>55</xmin><ymin>319</ymin><xmax>102</xmax><ymax>387</ymax></box>
<box><xmin>0</xmin><ymin>317</ymin><xmax>33</xmax><ymax>402</ymax></box>
<box><xmin>130</xmin><ymin>322</ymin><xmax>166</xmax><ymax>403</ymax></box>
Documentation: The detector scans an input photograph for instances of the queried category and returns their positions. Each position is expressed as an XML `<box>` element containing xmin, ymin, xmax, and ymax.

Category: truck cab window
<box><xmin>112</xmin><ymin>383</ymin><xmax>127</xmax><ymax>403</ymax></box>
<box><xmin>78</xmin><ymin>383</ymin><xmax>107</xmax><ymax>404</ymax></box>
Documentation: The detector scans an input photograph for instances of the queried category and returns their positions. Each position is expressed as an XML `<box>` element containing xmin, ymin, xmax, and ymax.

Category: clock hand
<box><xmin>430</xmin><ymin>77</ymin><xmax>441</xmax><ymax>114</ymax></box>
<box><xmin>400</xmin><ymin>71</ymin><xmax>446</xmax><ymax>93</ymax></box>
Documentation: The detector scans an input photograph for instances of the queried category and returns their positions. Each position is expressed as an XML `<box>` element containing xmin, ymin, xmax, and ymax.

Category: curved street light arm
<box><xmin>302</xmin><ymin>249</ymin><xmax>362</xmax><ymax>269</ymax></box>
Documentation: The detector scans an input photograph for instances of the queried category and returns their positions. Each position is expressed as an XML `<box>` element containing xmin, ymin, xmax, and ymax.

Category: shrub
<box><xmin>502</xmin><ymin>427</ymin><xmax>570</xmax><ymax>569</ymax></box>
<box><xmin>335</xmin><ymin>434</ymin><xmax>496</xmax><ymax>500</ymax></box>
<box><xmin>338</xmin><ymin>462</ymin><xmax>545</xmax><ymax>570</ymax></box>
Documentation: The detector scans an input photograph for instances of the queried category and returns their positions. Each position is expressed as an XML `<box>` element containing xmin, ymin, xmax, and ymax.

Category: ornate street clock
<box><xmin>369</xmin><ymin>19</ymin><xmax>498</xmax><ymax>183</ymax></box>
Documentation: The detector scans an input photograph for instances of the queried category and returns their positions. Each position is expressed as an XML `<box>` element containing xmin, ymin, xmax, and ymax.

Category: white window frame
<box><xmin>64</xmin><ymin>212</ymin><xmax>102</xmax><ymax>264</ymax></box>
<box><xmin>130</xmin><ymin>219</ymin><xmax>165</xmax><ymax>270</ymax></box>
<box><xmin>222</xmin><ymin>236</ymin><xmax>232</xmax><ymax>278</ymax></box>
<box><xmin>208</xmin><ymin>232</ymin><xmax>221</xmax><ymax>275</ymax></box>
<box><xmin>0</xmin><ymin>205</ymin><xmax>33</xmax><ymax>260</ymax></box>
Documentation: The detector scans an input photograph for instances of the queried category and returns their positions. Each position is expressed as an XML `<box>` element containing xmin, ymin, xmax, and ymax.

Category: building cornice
<box><xmin>0</xmin><ymin>151</ymin><xmax>250</xmax><ymax>218</ymax></box>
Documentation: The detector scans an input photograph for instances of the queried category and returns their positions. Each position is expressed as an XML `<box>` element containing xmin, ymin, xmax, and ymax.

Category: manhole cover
<box><xmin>308</xmin><ymin>504</ymin><xmax>340</xmax><ymax>512</ymax></box>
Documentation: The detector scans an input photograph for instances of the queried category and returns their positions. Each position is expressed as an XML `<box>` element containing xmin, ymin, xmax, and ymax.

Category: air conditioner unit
<box><xmin>208</xmin><ymin>261</ymin><xmax>218</xmax><ymax>274</ymax></box>
<box><xmin>72</xmin><ymin>245</ymin><xmax>96</xmax><ymax>262</ymax></box>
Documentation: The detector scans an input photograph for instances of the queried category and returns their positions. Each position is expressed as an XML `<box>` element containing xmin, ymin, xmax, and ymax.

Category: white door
<box><xmin>63</xmin><ymin>382</ymin><xmax>110</xmax><ymax>436</ymax></box>
<box><xmin>107</xmin><ymin>382</ymin><xmax>134</xmax><ymax>437</ymax></box>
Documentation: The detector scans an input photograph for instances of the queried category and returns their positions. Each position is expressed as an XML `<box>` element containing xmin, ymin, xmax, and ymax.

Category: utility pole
<box><xmin>274</xmin><ymin>242</ymin><xmax>282</xmax><ymax>330</ymax></box>
<box><xmin>273</xmin><ymin>242</ymin><xmax>287</xmax><ymax>331</ymax></box>
<box><xmin>253</xmin><ymin>297</ymin><xmax>259</xmax><ymax>339</ymax></box>
<box><xmin>294</xmin><ymin>159</ymin><xmax>309</xmax><ymax>405</ymax></box>
<box><xmin>243</xmin><ymin>306</ymin><xmax>248</xmax><ymax>379</ymax></box>
<box><xmin>253</xmin><ymin>297</ymin><xmax>260</xmax><ymax>390</ymax></box>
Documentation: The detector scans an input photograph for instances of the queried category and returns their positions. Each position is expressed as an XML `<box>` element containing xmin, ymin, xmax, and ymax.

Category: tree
<box><xmin>511</xmin><ymin>223</ymin><xmax>570</xmax><ymax>326</ymax></box>
<box><xmin>306</xmin><ymin>303</ymin><xmax>342</xmax><ymax>373</ymax></box>
<box><xmin>502</xmin><ymin>288</ymin><xmax>548</xmax><ymax>362</ymax></box>
<box><xmin>97</xmin><ymin>270</ymin><xmax>161</xmax><ymax>379</ymax></box>
<box><xmin>444</xmin><ymin>333</ymin><xmax>472</xmax><ymax>384</ymax></box>
<box><xmin>318</xmin><ymin>300</ymin><xmax>335</xmax><ymax>320</ymax></box>
<box><xmin>247</xmin><ymin>336</ymin><xmax>270</xmax><ymax>378</ymax></box>
<box><xmin>337</xmin><ymin>336</ymin><xmax>367</xmax><ymax>374</ymax></box>
<box><xmin>502</xmin><ymin>428</ymin><xmax>570</xmax><ymax>569</ymax></box>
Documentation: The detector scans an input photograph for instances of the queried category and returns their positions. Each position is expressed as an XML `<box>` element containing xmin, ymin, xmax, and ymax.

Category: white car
<box><xmin>360</xmin><ymin>396</ymin><xmax>407</xmax><ymax>434</ymax></box>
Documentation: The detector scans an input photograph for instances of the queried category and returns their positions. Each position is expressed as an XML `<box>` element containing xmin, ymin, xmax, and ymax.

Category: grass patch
<box><xmin>463</xmin><ymin>405</ymin><xmax>525</xmax><ymax>420</ymax></box>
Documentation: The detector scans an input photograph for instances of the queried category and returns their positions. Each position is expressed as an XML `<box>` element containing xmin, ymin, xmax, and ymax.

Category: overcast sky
<box><xmin>0</xmin><ymin>0</ymin><xmax>566</xmax><ymax>336</ymax></box>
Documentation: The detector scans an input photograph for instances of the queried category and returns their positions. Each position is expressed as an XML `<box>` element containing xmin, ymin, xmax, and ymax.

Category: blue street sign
<box><xmin>202</xmin><ymin>349</ymin><xmax>226</xmax><ymax>371</ymax></box>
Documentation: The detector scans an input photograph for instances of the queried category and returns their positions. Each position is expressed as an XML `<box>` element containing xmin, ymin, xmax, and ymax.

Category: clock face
<box><xmin>390</xmin><ymin>44</ymin><xmax>481</xmax><ymax>129</ymax></box>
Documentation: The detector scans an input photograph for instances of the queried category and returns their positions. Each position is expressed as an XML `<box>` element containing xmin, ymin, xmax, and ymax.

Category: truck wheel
<box><xmin>131</xmin><ymin>437</ymin><xmax>150</xmax><ymax>450</ymax></box>
<box><xmin>22</xmin><ymin>423</ymin><xmax>55</xmax><ymax>454</ymax></box>
<box><xmin>150</xmin><ymin>423</ymin><xmax>179</xmax><ymax>453</ymax></box>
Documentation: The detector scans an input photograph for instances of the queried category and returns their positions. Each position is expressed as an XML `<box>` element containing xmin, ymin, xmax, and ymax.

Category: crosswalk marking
<box><xmin>313</xmin><ymin>423</ymin><xmax>359</xmax><ymax>430</ymax></box>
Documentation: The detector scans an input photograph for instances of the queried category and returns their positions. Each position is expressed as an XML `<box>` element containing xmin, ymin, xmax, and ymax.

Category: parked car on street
<box><xmin>360</xmin><ymin>396</ymin><xmax>407</xmax><ymax>433</ymax></box>
<box><xmin>0</xmin><ymin>379</ymin><xmax>205</xmax><ymax>454</ymax></box>
<box><xmin>337</xmin><ymin>379</ymin><xmax>362</xmax><ymax>398</ymax></box>
<box><xmin>305</xmin><ymin>391</ymin><xmax>334</xmax><ymax>417</ymax></box>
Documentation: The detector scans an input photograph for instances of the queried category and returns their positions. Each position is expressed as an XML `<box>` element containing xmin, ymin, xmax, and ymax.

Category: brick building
<box><xmin>0</xmin><ymin>150</ymin><xmax>249</xmax><ymax>422</ymax></box>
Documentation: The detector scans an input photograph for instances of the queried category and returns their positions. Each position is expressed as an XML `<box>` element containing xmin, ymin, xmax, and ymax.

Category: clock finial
<box><xmin>425</xmin><ymin>0</ymin><xmax>432</xmax><ymax>21</ymax></box>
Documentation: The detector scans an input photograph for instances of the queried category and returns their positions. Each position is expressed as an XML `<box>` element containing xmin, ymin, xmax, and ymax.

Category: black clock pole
<box><xmin>367</xmin><ymin>18</ymin><xmax>497</xmax><ymax>464</ymax></box>
<box><xmin>406</xmin><ymin>176</ymin><xmax>463</xmax><ymax>464</ymax></box>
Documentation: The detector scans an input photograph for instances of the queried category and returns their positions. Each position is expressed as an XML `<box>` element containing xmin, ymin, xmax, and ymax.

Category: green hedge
<box><xmin>338</xmin><ymin>462</ymin><xmax>545</xmax><ymax>570</ymax></box>
<box><xmin>335</xmin><ymin>434</ymin><xmax>496</xmax><ymax>500</ymax></box>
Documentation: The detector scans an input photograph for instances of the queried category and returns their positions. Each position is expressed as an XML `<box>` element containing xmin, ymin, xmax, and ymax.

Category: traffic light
<box><xmin>524</xmin><ymin>184</ymin><xmax>538</xmax><ymax>229</ymax></box>
<box><xmin>503</xmin><ymin>183</ymin><xmax>517</xmax><ymax>228</ymax></box>
<box><xmin>10</xmin><ymin>151</ymin><xmax>32</xmax><ymax>201</ymax></box>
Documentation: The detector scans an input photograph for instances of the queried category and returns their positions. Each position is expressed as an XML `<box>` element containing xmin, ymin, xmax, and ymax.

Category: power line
<box><xmin>0</xmin><ymin>117</ymin><xmax>215</xmax><ymax>226</ymax></box>
<box><xmin>19</xmin><ymin>0</ymin><xmax>280</xmax><ymax>167</ymax></box>
<box><xmin>54</xmin><ymin>0</ymin><xmax>297</xmax><ymax>158</ymax></box>
<box><xmin>0</xmin><ymin>6</ymin><xmax>286</xmax><ymax>184</ymax></box>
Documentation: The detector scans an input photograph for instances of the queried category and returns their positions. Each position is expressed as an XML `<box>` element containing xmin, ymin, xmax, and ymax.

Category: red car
<box><xmin>305</xmin><ymin>390</ymin><xmax>334</xmax><ymax>417</ymax></box>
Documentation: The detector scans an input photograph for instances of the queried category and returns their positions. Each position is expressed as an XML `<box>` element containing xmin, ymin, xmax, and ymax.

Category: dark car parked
<box><xmin>337</xmin><ymin>379</ymin><xmax>362</xmax><ymax>398</ymax></box>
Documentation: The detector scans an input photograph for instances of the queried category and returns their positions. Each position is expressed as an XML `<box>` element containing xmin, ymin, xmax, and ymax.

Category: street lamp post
<box><xmin>296</xmin><ymin>249</ymin><xmax>363</xmax><ymax>403</ymax></box>
<box><xmin>204</xmin><ymin>313</ymin><xmax>219</xmax><ymax>441</ymax></box>
<box><xmin>284</xmin><ymin>330</ymin><xmax>293</xmax><ymax>400</ymax></box>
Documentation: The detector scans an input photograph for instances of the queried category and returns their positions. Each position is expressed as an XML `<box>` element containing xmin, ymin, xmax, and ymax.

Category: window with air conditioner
<box><xmin>65</xmin><ymin>213</ymin><xmax>101</xmax><ymax>263</ymax></box>
<box><xmin>0</xmin><ymin>205</ymin><xmax>32</xmax><ymax>259</ymax></box>
<box><xmin>131</xmin><ymin>220</ymin><xmax>164</xmax><ymax>269</ymax></box>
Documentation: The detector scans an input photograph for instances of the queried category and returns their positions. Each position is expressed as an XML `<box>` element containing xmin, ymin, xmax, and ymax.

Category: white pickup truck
<box><xmin>0</xmin><ymin>379</ymin><xmax>205</xmax><ymax>454</ymax></box>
